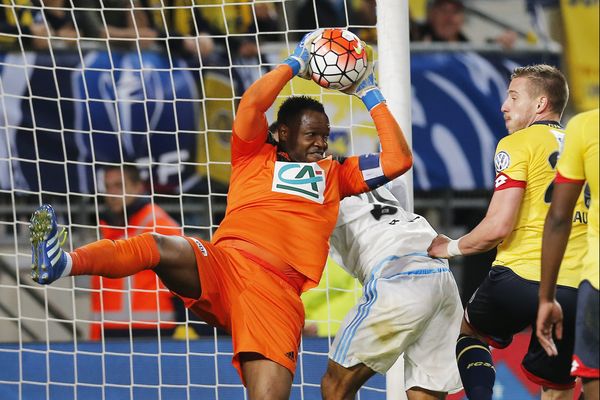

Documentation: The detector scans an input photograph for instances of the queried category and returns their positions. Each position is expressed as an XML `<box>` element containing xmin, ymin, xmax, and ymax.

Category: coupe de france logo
<box><xmin>272</xmin><ymin>162</ymin><xmax>326</xmax><ymax>203</ymax></box>
<box><xmin>494</xmin><ymin>151</ymin><xmax>510</xmax><ymax>172</ymax></box>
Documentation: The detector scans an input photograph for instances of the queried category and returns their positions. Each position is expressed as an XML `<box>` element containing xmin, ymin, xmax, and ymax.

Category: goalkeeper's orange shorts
<box><xmin>175</xmin><ymin>236</ymin><xmax>305</xmax><ymax>383</ymax></box>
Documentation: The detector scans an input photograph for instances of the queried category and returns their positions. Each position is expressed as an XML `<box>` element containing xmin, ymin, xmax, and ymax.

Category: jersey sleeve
<box><xmin>231</xmin><ymin>64</ymin><xmax>293</xmax><ymax>164</ymax></box>
<box><xmin>371</xmin><ymin>103</ymin><xmax>412</xmax><ymax>181</ymax></box>
<box><xmin>336</xmin><ymin>156</ymin><xmax>370</xmax><ymax>198</ymax></box>
<box><xmin>556</xmin><ymin>114</ymin><xmax>586</xmax><ymax>182</ymax></box>
<box><xmin>337</xmin><ymin>103</ymin><xmax>412</xmax><ymax>197</ymax></box>
<box><xmin>385</xmin><ymin>177</ymin><xmax>411</xmax><ymax>210</ymax></box>
<box><xmin>493</xmin><ymin>136</ymin><xmax>528</xmax><ymax>190</ymax></box>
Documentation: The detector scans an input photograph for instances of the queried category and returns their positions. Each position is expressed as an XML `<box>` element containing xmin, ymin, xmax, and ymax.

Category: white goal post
<box><xmin>377</xmin><ymin>1</ymin><xmax>412</xmax><ymax>398</ymax></box>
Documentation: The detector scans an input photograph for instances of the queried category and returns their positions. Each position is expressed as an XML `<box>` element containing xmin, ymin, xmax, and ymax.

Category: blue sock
<box><xmin>456</xmin><ymin>335</ymin><xmax>495</xmax><ymax>400</ymax></box>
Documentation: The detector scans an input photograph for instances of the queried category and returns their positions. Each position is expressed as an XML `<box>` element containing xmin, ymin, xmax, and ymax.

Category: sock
<box><xmin>456</xmin><ymin>335</ymin><xmax>496</xmax><ymax>400</ymax></box>
<box><xmin>69</xmin><ymin>232</ymin><xmax>160</xmax><ymax>278</ymax></box>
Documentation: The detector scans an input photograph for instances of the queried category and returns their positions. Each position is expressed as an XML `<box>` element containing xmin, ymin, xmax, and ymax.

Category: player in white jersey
<box><xmin>321</xmin><ymin>178</ymin><xmax>463</xmax><ymax>400</ymax></box>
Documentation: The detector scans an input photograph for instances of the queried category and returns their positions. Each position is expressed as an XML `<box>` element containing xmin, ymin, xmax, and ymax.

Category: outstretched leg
<box><xmin>241</xmin><ymin>353</ymin><xmax>293</xmax><ymax>400</ymax></box>
<box><xmin>406</xmin><ymin>387</ymin><xmax>447</xmax><ymax>400</ymax></box>
<box><xmin>321</xmin><ymin>359</ymin><xmax>376</xmax><ymax>400</ymax></box>
<box><xmin>30</xmin><ymin>204</ymin><xmax>201</xmax><ymax>299</ymax></box>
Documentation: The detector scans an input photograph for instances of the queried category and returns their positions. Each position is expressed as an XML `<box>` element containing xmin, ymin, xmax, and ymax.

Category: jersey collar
<box><xmin>277</xmin><ymin>151</ymin><xmax>291</xmax><ymax>162</ymax></box>
<box><xmin>531</xmin><ymin>120</ymin><xmax>563</xmax><ymax>129</ymax></box>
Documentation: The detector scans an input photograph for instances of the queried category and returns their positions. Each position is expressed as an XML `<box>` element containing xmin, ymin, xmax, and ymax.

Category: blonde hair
<box><xmin>511</xmin><ymin>64</ymin><xmax>569</xmax><ymax>117</ymax></box>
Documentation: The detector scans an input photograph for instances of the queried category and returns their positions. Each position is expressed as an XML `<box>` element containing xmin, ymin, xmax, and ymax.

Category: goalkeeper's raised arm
<box><xmin>335</xmin><ymin>49</ymin><xmax>413</xmax><ymax>197</ymax></box>
<box><xmin>231</xmin><ymin>30</ymin><xmax>322</xmax><ymax>159</ymax></box>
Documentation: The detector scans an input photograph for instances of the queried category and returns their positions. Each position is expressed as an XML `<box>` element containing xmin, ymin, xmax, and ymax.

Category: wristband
<box><xmin>361</xmin><ymin>88</ymin><xmax>385</xmax><ymax>111</ymax></box>
<box><xmin>283</xmin><ymin>57</ymin><xmax>302</xmax><ymax>76</ymax></box>
<box><xmin>447</xmin><ymin>239</ymin><xmax>462</xmax><ymax>258</ymax></box>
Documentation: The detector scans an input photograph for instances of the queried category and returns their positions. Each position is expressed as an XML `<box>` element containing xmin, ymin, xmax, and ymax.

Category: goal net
<box><xmin>0</xmin><ymin>1</ymin><xmax>405</xmax><ymax>399</ymax></box>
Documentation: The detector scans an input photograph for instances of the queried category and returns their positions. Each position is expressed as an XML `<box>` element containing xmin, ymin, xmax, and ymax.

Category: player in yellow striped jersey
<box><xmin>537</xmin><ymin>109</ymin><xmax>599</xmax><ymax>400</ymax></box>
<box><xmin>428</xmin><ymin>65</ymin><xmax>585</xmax><ymax>400</ymax></box>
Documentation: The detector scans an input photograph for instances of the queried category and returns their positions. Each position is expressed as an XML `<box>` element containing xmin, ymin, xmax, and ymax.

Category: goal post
<box><xmin>376</xmin><ymin>1</ymin><xmax>413</xmax><ymax>398</ymax></box>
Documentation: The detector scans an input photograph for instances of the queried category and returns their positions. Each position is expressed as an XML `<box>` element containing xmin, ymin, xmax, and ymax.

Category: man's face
<box><xmin>430</xmin><ymin>2</ymin><xmax>465</xmax><ymax>41</ymax></box>
<box><xmin>104</xmin><ymin>169</ymin><xmax>143</xmax><ymax>215</ymax></box>
<box><xmin>501</xmin><ymin>77</ymin><xmax>540</xmax><ymax>134</ymax></box>
<box><xmin>281</xmin><ymin>110</ymin><xmax>330</xmax><ymax>163</ymax></box>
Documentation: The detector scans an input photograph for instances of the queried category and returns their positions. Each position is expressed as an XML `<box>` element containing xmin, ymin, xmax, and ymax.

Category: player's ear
<box><xmin>278</xmin><ymin>124</ymin><xmax>289</xmax><ymax>143</ymax></box>
<box><xmin>536</xmin><ymin>96</ymin><xmax>548</xmax><ymax>113</ymax></box>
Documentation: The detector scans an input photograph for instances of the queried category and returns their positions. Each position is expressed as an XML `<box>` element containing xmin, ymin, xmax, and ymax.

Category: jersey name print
<box><xmin>272</xmin><ymin>161</ymin><xmax>326</xmax><ymax>203</ymax></box>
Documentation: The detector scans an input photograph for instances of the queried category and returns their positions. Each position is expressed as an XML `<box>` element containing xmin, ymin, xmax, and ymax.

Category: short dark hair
<box><xmin>429</xmin><ymin>0</ymin><xmax>464</xmax><ymax>11</ymax></box>
<box><xmin>276</xmin><ymin>96</ymin><xmax>326</xmax><ymax>128</ymax></box>
<box><xmin>511</xmin><ymin>64</ymin><xmax>569</xmax><ymax>117</ymax></box>
<box><xmin>104</xmin><ymin>165</ymin><xmax>142</xmax><ymax>184</ymax></box>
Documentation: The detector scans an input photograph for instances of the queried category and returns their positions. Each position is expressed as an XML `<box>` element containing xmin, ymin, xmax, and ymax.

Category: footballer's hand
<box><xmin>342</xmin><ymin>44</ymin><xmax>385</xmax><ymax>111</ymax></box>
<box><xmin>283</xmin><ymin>29</ymin><xmax>323</xmax><ymax>79</ymax></box>
<box><xmin>536</xmin><ymin>299</ymin><xmax>563</xmax><ymax>357</ymax></box>
<box><xmin>427</xmin><ymin>234</ymin><xmax>451</xmax><ymax>258</ymax></box>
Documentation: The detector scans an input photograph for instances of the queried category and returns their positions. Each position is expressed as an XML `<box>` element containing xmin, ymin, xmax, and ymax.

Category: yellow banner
<box><xmin>561</xmin><ymin>0</ymin><xmax>600</xmax><ymax>111</ymax></box>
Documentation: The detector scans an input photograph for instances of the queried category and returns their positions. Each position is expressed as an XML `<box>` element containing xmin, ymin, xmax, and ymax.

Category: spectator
<box><xmin>0</xmin><ymin>0</ymin><xmax>48</xmax><ymax>50</ymax></box>
<box><xmin>413</xmin><ymin>0</ymin><xmax>517</xmax><ymax>49</ymax></box>
<box><xmin>138</xmin><ymin>0</ymin><xmax>216</xmax><ymax>66</ymax></box>
<box><xmin>188</xmin><ymin>1</ymin><xmax>281</xmax><ymax>93</ymax></box>
<box><xmin>295</xmin><ymin>0</ymin><xmax>348</xmax><ymax>31</ymax></box>
<box><xmin>37</xmin><ymin>0</ymin><xmax>77</xmax><ymax>44</ymax></box>
<box><xmin>73</xmin><ymin>0</ymin><xmax>159</xmax><ymax>50</ymax></box>
<box><xmin>89</xmin><ymin>165</ymin><xmax>181</xmax><ymax>340</ymax></box>
<box><xmin>413</xmin><ymin>0</ymin><xmax>469</xmax><ymax>42</ymax></box>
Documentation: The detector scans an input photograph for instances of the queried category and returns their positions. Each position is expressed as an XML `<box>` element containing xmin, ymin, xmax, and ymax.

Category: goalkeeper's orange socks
<box><xmin>456</xmin><ymin>334</ymin><xmax>495</xmax><ymax>400</ymax></box>
<box><xmin>68</xmin><ymin>232</ymin><xmax>160</xmax><ymax>278</ymax></box>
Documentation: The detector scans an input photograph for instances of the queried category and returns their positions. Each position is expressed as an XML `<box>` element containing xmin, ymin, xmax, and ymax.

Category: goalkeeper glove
<box><xmin>342</xmin><ymin>44</ymin><xmax>385</xmax><ymax>111</ymax></box>
<box><xmin>283</xmin><ymin>29</ymin><xmax>323</xmax><ymax>79</ymax></box>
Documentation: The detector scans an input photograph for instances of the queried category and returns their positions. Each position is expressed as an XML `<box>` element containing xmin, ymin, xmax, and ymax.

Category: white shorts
<box><xmin>329</xmin><ymin>257</ymin><xmax>463</xmax><ymax>393</ymax></box>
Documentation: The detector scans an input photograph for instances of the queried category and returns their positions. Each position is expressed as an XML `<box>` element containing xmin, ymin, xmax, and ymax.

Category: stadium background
<box><xmin>0</xmin><ymin>0</ymin><xmax>597</xmax><ymax>399</ymax></box>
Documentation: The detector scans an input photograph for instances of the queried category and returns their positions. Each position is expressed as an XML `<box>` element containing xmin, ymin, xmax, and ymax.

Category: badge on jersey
<box><xmin>494</xmin><ymin>151</ymin><xmax>511</xmax><ymax>172</ymax></box>
<box><xmin>272</xmin><ymin>162</ymin><xmax>326</xmax><ymax>203</ymax></box>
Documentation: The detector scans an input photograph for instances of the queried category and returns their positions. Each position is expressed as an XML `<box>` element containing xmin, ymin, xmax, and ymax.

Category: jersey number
<box><xmin>544</xmin><ymin>151</ymin><xmax>559</xmax><ymax>204</ymax></box>
<box><xmin>370</xmin><ymin>204</ymin><xmax>398</xmax><ymax>221</ymax></box>
<box><xmin>360</xmin><ymin>191</ymin><xmax>399</xmax><ymax>221</ymax></box>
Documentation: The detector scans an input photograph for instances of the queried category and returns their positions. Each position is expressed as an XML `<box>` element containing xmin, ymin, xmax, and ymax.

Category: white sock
<box><xmin>60</xmin><ymin>252</ymin><xmax>72</xmax><ymax>278</ymax></box>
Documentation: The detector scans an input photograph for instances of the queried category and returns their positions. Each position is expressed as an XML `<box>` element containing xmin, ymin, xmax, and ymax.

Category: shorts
<box><xmin>466</xmin><ymin>266</ymin><xmax>578</xmax><ymax>389</ymax></box>
<box><xmin>572</xmin><ymin>280</ymin><xmax>599</xmax><ymax>379</ymax></box>
<box><xmin>330</xmin><ymin>257</ymin><xmax>463</xmax><ymax>393</ymax></box>
<box><xmin>176</xmin><ymin>236</ymin><xmax>305</xmax><ymax>382</ymax></box>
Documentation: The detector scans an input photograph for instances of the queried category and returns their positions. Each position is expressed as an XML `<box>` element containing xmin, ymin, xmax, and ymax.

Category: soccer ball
<box><xmin>309</xmin><ymin>29</ymin><xmax>368</xmax><ymax>91</ymax></box>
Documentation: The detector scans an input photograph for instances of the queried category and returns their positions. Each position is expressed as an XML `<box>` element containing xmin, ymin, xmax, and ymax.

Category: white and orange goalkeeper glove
<box><xmin>342</xmin><ymin>44</ymin><xmax>385</xmax><ymax>111</ymax></box>
<box><xmin>283</xmin><ymin>29</ymin><xmax>323</xmax><ymax>79</ymax></box>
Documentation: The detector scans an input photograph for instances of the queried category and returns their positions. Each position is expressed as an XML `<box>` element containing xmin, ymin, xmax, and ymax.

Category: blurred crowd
<box><xmin>1</xmin><ymin>0</ymin><xmax>562</xmax><ymax>59</ymax></box>
<box><xmin>1</xmin><ymin>0</ymin><xmax>566</xmax><ymax>96</ymax></box>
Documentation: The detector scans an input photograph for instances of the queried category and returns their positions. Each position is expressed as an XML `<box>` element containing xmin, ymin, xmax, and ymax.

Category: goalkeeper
<box><xmin>28</xmin><ymin>30</ymin><xmax>412</xmax><ymax>399</ymax></box>
<box><xmin>321</xmin><ymin>178</ymin><xmax>463</xmax><ymax>399</ymax></box>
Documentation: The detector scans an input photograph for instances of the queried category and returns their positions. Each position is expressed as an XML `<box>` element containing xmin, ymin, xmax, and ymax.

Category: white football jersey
<box><xmin>330</xmin><ymin>181</ymin><xmax>439</xmax><ymax>284</ymax></box>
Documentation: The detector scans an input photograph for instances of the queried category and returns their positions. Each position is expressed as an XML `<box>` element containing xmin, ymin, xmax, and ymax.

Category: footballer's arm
<box><xmin>338</xmin><ymin>103</ymin><xmax>412</xmax><ymax>198</ymax></box>
<box><xmin>428</xmin><ymin>187</ymin><xmax>524</xmax><ymax>258</ymax></box>
<box><xmin>232</xmin><ymin>65</ymin><xmax>294</xmax><ymax>158</ymax></box>
<box><xmin>372</xmin><ymin>103</ymin><xmax>413</xmax><ymax>180</ymax></box>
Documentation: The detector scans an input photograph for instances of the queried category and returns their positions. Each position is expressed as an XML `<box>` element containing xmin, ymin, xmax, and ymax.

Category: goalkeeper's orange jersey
<box><xmin>492</xmin><ymin>121</ymin><xmax>588</xmax><ymax>288</ymax></box>
<box><xmin>212</xmin><ymin>65</ymin><xmax>411</xmax><ymax>292</ymax></box>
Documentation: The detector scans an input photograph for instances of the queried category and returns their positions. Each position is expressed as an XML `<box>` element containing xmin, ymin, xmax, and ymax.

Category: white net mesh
<box><xmin>0</xmin><ymin>1</ymin><xmax>386</xmax><ymax>399</ymax></box>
